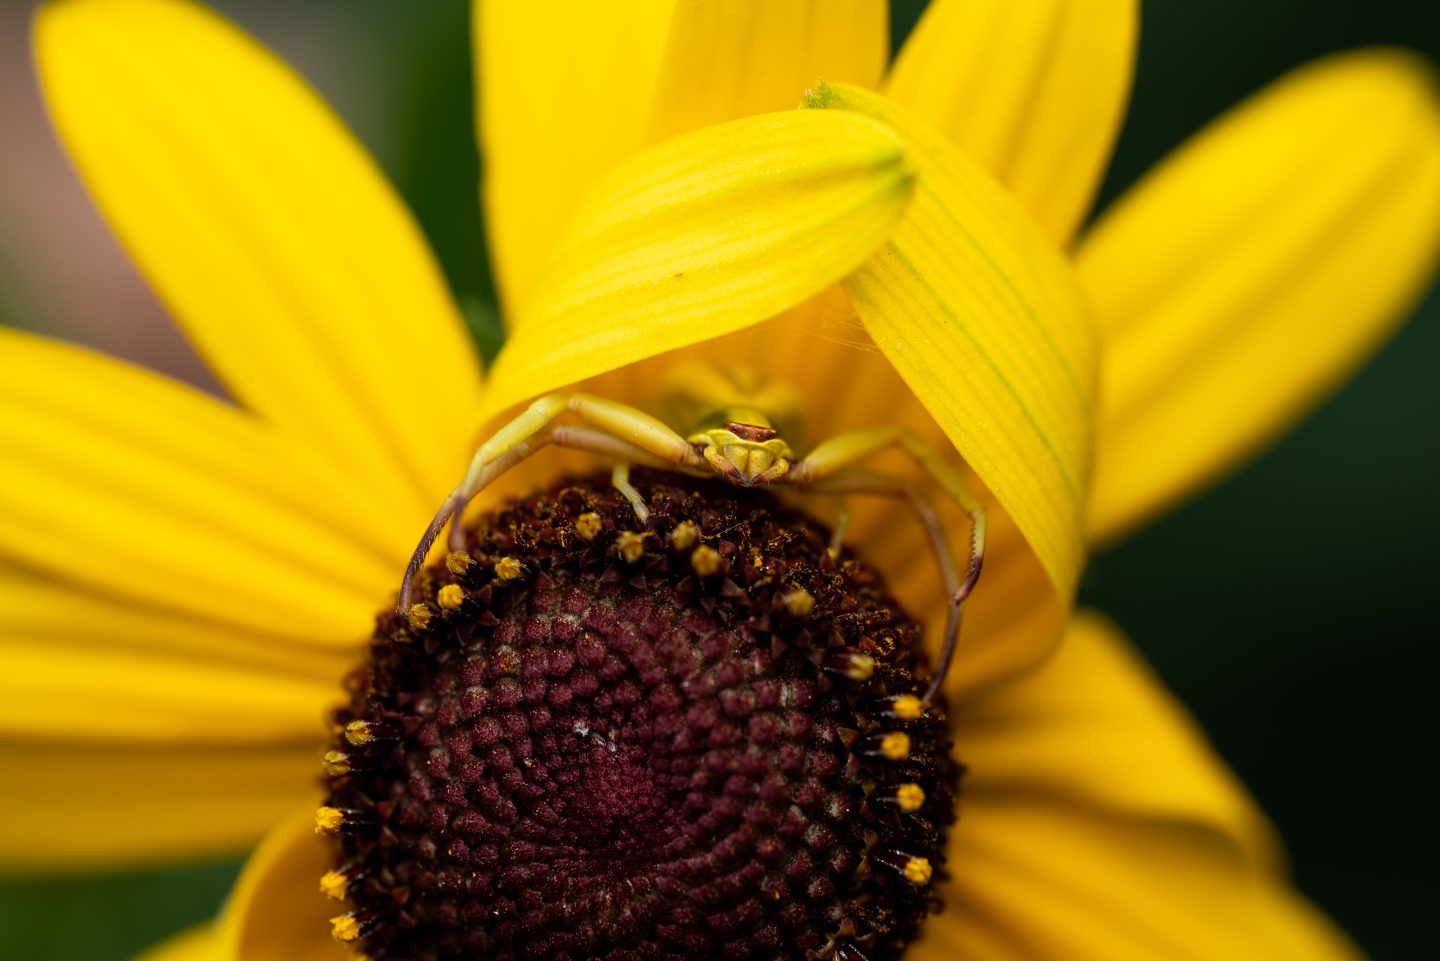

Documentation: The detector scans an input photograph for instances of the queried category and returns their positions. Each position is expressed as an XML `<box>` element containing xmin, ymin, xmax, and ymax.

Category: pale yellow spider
<box><xmin>398</xmin><ymin>365</ymin><xmax>985</xmax><ymax>702</ymax></box>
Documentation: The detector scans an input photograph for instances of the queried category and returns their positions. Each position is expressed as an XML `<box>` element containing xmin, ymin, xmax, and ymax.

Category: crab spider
<box><xmin>397</xmin><ymin>373</ymin><xmax>985</xmax><ymax>703</ymax></box>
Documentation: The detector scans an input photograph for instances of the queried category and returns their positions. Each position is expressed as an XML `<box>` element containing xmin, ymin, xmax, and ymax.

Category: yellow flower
<box><xmin>3</xmin><ymin>0</ymin><xmax>1437</xmax><ymax>959</ymax></box>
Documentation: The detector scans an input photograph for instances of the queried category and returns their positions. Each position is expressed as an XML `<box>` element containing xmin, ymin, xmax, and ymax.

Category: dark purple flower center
<box><xmin>320</xmin><ymin>471</ymin><xmax>960</xmax><ymax>961</ymax></box>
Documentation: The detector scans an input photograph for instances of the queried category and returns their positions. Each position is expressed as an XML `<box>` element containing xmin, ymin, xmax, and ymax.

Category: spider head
<box><xmin>693</xmin><ymin>421</ymin><xmax>793</xmax><ymax>486</ymax></box>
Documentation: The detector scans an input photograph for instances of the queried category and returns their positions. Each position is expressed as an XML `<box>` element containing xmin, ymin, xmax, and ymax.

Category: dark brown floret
<box><xmin>322</xmin><ymin>470</ymin><xmax>961</xmax><ymax>961</ymax></box>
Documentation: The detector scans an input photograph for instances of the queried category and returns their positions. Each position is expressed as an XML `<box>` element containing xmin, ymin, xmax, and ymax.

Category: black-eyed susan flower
<box><xmin>4</xmin><ymin>1</ymin><xmax>1438</xmax><ymax>960</ymax></box>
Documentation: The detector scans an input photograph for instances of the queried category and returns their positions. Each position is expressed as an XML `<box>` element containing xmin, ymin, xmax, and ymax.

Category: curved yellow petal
<box><xmin>1081</xmin><ymin>50</ymin><xmax>1440</xmax><ymax>544</ymax></box>
<box><xmin>0</xmin><ymin>739</ymin><xmax>318</xmax><ymax>869</ymax></box>
<box><xmin>917</xmin><ymin>801</ymin><xmax>1361</xmax><ymax>960</ymax></box>
<box><xmin>478</xmin><ymin>0</ymin><xmax>677</xmax><ymax>312</ymax></box>
<box><xmin>480</xmin><ymin>109</ymin><xmax>915</xmax><ymax>420</ymax></box>
<box><xmin>807</xmin><ymin>83</ymin><xmax>1097</xmax><ymax>602</ymax></box>
<box><xmin>908</xmin><ymin>613</ymin><xmax>1359</xmax><ymax>961</ymax></box>
<box><xmin>959</xmin><ymin>612</ymin><xmax>1277</xmax><ymax>867</ymax></box>
<box><xmin>647</xmin><ymin>0</ymin><xmax>887</xmax><ymax>140</ymax></box>
<box><xmin>133</xmin><ymin>925</ymin><xmax>216</xmax><ymax>961</ymax></box>
<box><xmin>885</xmin><ymin>0</ymin><xmax>1138</xmax><ymax>246</ymax></box>
<box><xmin>0</xmin><ymin>638</ymin><xmax>337</xmax><ymax>744</ymax></box>
<box><xmin>36</xmin><ymin>0</ymin><xmax>482</xmax><ymax>514</ymax></box>
<box><xmin>217</xmin><ymin>809</ymin><xmax>347</xmax><ymax>961</ymax></box>
<box><xmin>0</xmin><ymin>331</ymin><xmax>388</xmax><ymax>640</ymax></box>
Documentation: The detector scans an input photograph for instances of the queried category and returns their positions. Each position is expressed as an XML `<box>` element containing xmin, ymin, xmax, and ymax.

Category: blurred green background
<box><xmin>1</xmin><ymin>0</ymin><xmax>1437</xmax><ymax>958</ymax></box>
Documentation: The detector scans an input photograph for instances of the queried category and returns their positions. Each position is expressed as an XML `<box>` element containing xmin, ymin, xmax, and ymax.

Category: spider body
<box><xmin>397</xmin><ymin>366</ymin><xmax>985</xmax><ymax>701</ymax></box>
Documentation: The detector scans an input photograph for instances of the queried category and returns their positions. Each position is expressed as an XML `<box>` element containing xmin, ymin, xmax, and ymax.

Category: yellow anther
<box><xmin>322</xmin><ymin>750</ymin><xmax>352</xmax><ymax>777</ymax></box>
<box><xmin>901</xmin><ymin>856</ymin><xmax>933</xmax><ymax>886</ymax></box>
<box><xmin>690</xmin><ymin>544</ymin><xmax>721</xmax><ymax>577</ymax></box>
<box><xmin>437</xmin><ymin>583</ymin><xmax>465</xmax><ymax>610</ymax></box>
<box><xmin>320</xmin><ymin>869</ymin><xmax>349</xmax><ymax>901</ymax></box>
<box><xmin>445</xmin><ymin>551</ymin><xmax>473</xmax><ymax>575</ymax></box>
<box><xmin>890</xmin><ymin>694</ymin><xmax>925</xmax><ymax>720</ymax></box>
<box><xmin>494</xmin><ymin>556</ymin><xmax>524</xmax><ymax>581</ymax></box>
<box><xmin>331</xmin><ymin>913</ymin><xmax>362</xmax><ymax>942</ymax></box>
<box><xmin>670</xmin><ymin>520</ymin><xmax>699</xmax><ymax>551</ymax></box>
<box><xmin>314</xmin><ymin>806</ymin><xmax>345</xmax><ymax>835</ymax></box>
<box><xmin>616</xmin><ymin>531</ymin><xmax>648</xmax><ymax>564</ymax></box>
<box><xmin>782</xmin><ymin>587</ymin><xmax>815</xmax><ymax>618</ymax></box>
<box><xmin>405</xmin><ymin>603</ymin><xmax>431</xmax><ymax>630</ymax></box>
<box><xmin>895</xmin><ymin>783</ymin><xmax>926</xmax><ymax>813</ymax></box>
<box><xmin>844</xmin><ymin>653</ymin><xmax>875</xmax><ymax>681</ymax></box>
<box><xmin>575</xmin><ymin>512</ymin><xmax>603</xmax><ymax>542</ymax></box>
<box><xmin>344</xmin><ymin>720</ymin><xmax>374</xmax><ymax>746</ymax></box>
<box><xmin>879</xmin><ymin>731</ymin><xmax>911</xmax><ymax>761</ymax></box>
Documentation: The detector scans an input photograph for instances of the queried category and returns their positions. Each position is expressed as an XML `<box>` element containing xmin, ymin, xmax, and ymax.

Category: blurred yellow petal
<box><xmin>807</xmin><ymin>82</ymin><xmax>1096</xmax><ymax>601</ymax></box>
<box><xmin>481</xmin><ymin>110</ymin><xmax>915</xmax><ymax>419</ymax></box>
<box><xmin>217</xmin><ymin>809</ymin><xmax>346</xmax><ymax>961</ymax></box>
<box><xmin>909</xmin><ymin>614</ymin><xmax>1357</xmax><ymax>960</ymax></box>
<box><xmin>918</xmin><ymin>801</ymin><xmax>1361</xmax><ymax>961</ymax></box>
<box><xmin>36</xmin><ymin>0</ymin><xmax>482</xmax><ymax>515</ymax></box>
<box><xmin>960</xmin><ymin>612</ymin><xmax>1277</xmax><ymax>867</ymax></box>
<box><xmin>0</xmin><ymin>636</ymin><xmax>338</xmax><ymax>744</ymax></box>
<box><xmin>0</xmin><ymin>740</ymin><xmax>318</xmax><ymax>869</ymax></box>
<box><xmin>885</xmin><ymin>0</ymin><xmax>1137</xmax><ymax>246</ymax></box>
<box><xmin>478</xmin><ymin>0</ymin><xmax>676</xmax><ymax>311</ymax></box>
<box><xmin>0</xmin><ymin>331</ymin><xmax>387</xmax><ymax>641</ymax></box>
<box><xmin>134</xmin><ymin>926</ymin><xmax>216</xmax><ymax>961</ymax></box>
<box><xmin>648</xmin><ymin>0</ymin><xmax>887</xmax><ymax>139</ymax></box>
<box><xmin>1081</xmin><ymin>50</ymin><xmax>1440</xmax><ymax>543</ymax></box>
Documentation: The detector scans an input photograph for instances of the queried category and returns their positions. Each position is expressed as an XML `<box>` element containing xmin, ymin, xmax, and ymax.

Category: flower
<box><xmin>3</xmin><ymin>0</ymin><xmax>1437</xmax><ymax>960</ymax></box>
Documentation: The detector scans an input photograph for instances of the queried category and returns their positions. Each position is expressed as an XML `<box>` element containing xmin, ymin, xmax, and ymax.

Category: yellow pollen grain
<box><xmin>314</xmin><ymin>806</ymin><xmax>344</xmax><ymax>835</ymax></box>
<box><xmin>670</xmin><ymin>520</ymin><xmax>699</xmax><ymax>550</ymax></box>
<box><xmin>322</xmin><ymin>750</ymin><xmax>352</xmax><ymax>777</ymax></box>
<box><xmin>902</xmin><ymin>856</ymin><xmax>933</xmax><ymax>886</ymax></box>
<box><xmin>437</xmin><ymin>583</ymin><xmax>465</xmax><ymax>610</ymax></box>
<box><xmin>405</xmin><ymin>603</ymin><xmax>431</xmax><ymax>630</ymax></box>
<box><xmin>616</xmin><ymin>531</ymin><xmax>648</xmax><ymax>564</ymax></box>
<box><xmin>782</xmin><ymin>587</ymin><xmax>815</xmax><ymax>617</ymax></box>
<box><xmin>895</xmin><ymin>783</ymin><xmax>925</xmax><ymax>812</ymax></box>
<box><xmin>445</xmin><ymin>550</ymin><xmax>473</xmax><ymax>575</ymax></box>
<box><xmin>891</xmin><ymin>694</ymin><xmax>924</xmax><ymax>720</ymax></box>
<box><xmin>575</xmin><ymin>512</ymin><xmax>603</xmax><ymax>542</ymax></box>
<box><xmin>691</xmin><ymin>544</ymin><xmax>721</xmax><ymax>577</ymax></box>
<box><xmin>880</xmin><ymin>731</ymin><xmax>911</xmax><ymax>761</ymax></box>
<box><xmin>344</xmin><ymin>720</ymin><xmax>374</xmax><ymax>746</ymax></box>
<box><xmin>844</xmin><ymin>653</ymin><xmax>876</xmax><ymax>681</ymax></box>
<box><xmin>331</xmin><ymin>913</ymin><xmax>362</xmax><ymax>942</ymax></box>
<box><xmin>320</xmin><ymin>869</ymin><xmax>349</xmax><ymax>900</ymax></box>
<box><xmin>494</xmin><ymin>556</ymin><xmax>524</xmax><ymax>581</ymax></box>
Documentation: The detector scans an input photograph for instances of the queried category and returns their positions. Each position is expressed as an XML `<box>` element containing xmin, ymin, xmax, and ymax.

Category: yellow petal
<box><xmin>217</xmin><ymin>809</ymin><xmax>347</xmax><ymax>961</ymax></box>
<box><xmin>36</xmin><ymin>0</ymin><xmax>482</xmax><ymax>514</ymax></box>
<box><xmin>1080</xmin><ymin>50</ymin><xmax>1440</xmax><ymax>543</ymax></box>
<box><xmin>0</xmin><ymin>740</ymin><xmax>318</xmax><ymax>869</ymax></box>
<box><xmin>919</xmin><ymin>800</ymin><xmax>1362</xmax><ymax>960</ymax></box>
<box><xmin>478</xmin><ymin>0</ymin><xmax>677</xmax><ymax>312</ymax></box>
<box><xmin>807</xmin><ymin>83</ymin><xmax>1096</xmax><ymax>601</ymax></box>
<box><xmin>480</xmin><ymin>109</ymin><xmax>915</xmax><ymax>420</ymax></box>
<box><xmin>959</xmin><ymin>612</ymin><xmax>1276</xmax><ymax>867</ymax></box>
<box><xmin>133</xmin><ymin>926</ymin><xmax>216</xmax><ymax>961</ymax></box>
<box><xmin>0</xmin><ymin>626</ymin><xmax>340</xmax><ymax>744</ymax></box>
<box><xmin>910</xmin><ymin>613</ymin><xmax>1359</xmax><ymax>960</ymax></box>
<box><xmin>647</xmin><ymin>0</ymin><xmax>888</xmax><ymax>140</ymax></box>
<box><xmin>0</xmin><ymin>331</ymin><xmax>388</xmax><ymax>640</ymax></box>
<box><xmin>885</xmin><ymin>0</ymin><xmax>1137</xmax><ymax>246</ymax></box>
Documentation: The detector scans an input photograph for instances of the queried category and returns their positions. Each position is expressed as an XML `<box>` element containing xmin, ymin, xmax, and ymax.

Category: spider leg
<box><xmin>787</xmin><ymin>426</ymin><xmax>986</xmax><ymax>607</ymax></box>
<box><xmin>397</xmin><ymin>393</ymin><xmax>703</xmax><ymax>611</ymax></box>
<box><xmin>791</xmin><ymin>468</ymin><xmax>962</xmax><ymax>703</ymax></box>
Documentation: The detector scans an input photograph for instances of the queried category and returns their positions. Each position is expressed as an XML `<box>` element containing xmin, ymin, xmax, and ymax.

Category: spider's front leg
<box><xmin>782</xmin><ymin>427</ymin><xmax>987</xmax><ymax>701</ymax></box>
<box><xmin>396</xmin><ymin>394</ymin><xmax>702</xmax><ymax>611</ymax></box>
